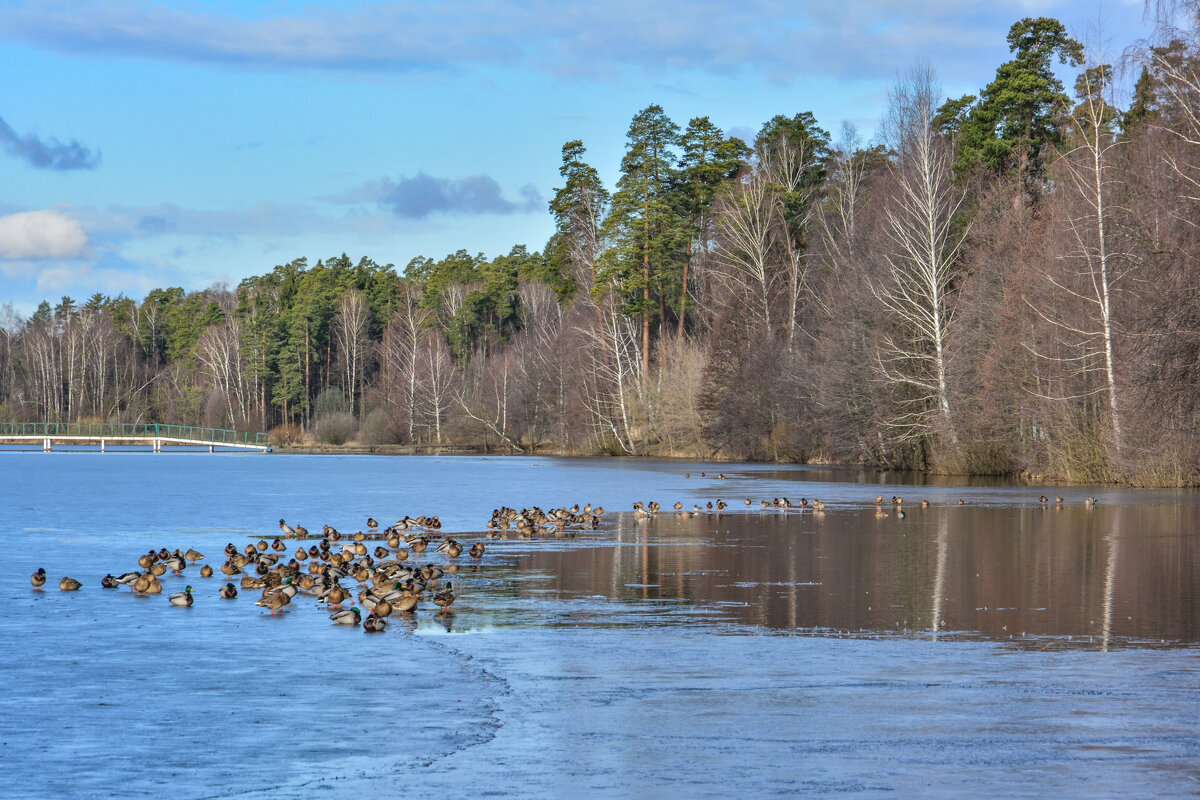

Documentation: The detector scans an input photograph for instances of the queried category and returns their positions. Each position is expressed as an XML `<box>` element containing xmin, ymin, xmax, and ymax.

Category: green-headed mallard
<box><xmin>31</xmin><ymin>568</ymin><xmax>46</xmax><ymax>588</ymax></box>
<box><xmin>330</xmin><ymin>606</ymin><xmax>361</xmax><ymax>625</ymax></box>
<box><xmin>219</xmin><ymin>582</ymin><xmax>238</xmax><ymax>599</ymax></box>
<box><xmin>169</xmin><ymin>586</ymin><xmax>194</xmax><ymax>606</ymax></box>
<box><xmin>59</xmin><ymin>575</ymin><xmax>81</xmax><ymax>591</ymax></box>
<box><xmin>279</xmin><ymin>519</ymin><xmax>295</xmax><ymax>536</ymax></box>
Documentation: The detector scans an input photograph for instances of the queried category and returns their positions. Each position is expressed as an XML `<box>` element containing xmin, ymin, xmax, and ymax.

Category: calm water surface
<box><xmin>1</xmin><ymin>453</ymin><xmax>1197</xmax><ymax>798</ymax></box>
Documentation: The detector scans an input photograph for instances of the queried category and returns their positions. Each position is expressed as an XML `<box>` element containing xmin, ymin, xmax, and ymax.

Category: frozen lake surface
<box><xmin>1</xmin><ymin>453</ymin><xmax>1197</xmax><ymax>797</ymax></box>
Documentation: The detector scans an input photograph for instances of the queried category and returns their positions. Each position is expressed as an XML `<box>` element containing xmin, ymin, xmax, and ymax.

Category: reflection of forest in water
<box><xmin>507</xmin><ymin>505</ymin><xmax>1200</xmax><ymax>647</ymax></box>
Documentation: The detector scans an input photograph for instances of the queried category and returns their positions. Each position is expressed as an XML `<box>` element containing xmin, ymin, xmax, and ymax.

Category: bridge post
<box><xmin>153</xmin><ymin>438</ymin><xmax>160</xmax><ymax>453</ymax></box>
<box><xmin>209</xmin><ymin>445</ymin><xmax>214</xmax><ymax>453</ymax></box>
<box><xmin>101</xmin><ymin>439</ymin><xmax>105</xmax><ymax>452</ymax></box>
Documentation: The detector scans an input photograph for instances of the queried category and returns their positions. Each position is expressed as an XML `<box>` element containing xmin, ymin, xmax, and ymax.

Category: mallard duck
<box><xmin>162</xmin><ymin>556</ymin><xmax>186</xmax><ymax>574</ymax></box>
<box><xmin>184</xmin><ymin>548</ymin><xmax>205</xmax><ymax>562</ymax></box>
<box><xmin>363</xmin><ymin>613</ymin><xmax>387</xmax><ymax>632</ymax></box>
<box><xmin>132</xmin><ymin>574</ymin><xmax>151</xmax><ymax>595</ymax></box>
<box><xmin>113</xmin><ymin>571</ymin><xmax>139</xmax><ymax>586</ymax></box>
<box><xmin>219</xmin><ymin>582</ymin><xmax>238</xmax><ymax>599</ymax></box>
<box><xmin>1056</xmin><ymin>497</ymin><xmax>1064</xmax><ymax>504</ymax></box>
<box><xmin>1085</xmin><ymin>497</ymin><xmax>1097</xmax><ymax>507</ymax></box>
<box><xmin>330</xmin><ymin>606</ymin><xmax>361</xmax><ymax>625</ymax></box>
<box><xmin>271</xmin><ymin>538</ymin><xmax>286</xmax><ymax>552</ymax></box>
<box><xmin>31</xmin><ymin>568</ymin><xmax>46</xmax><ymax>588</ymax></box>
<box><xmin>144</xmin><ymin>578</ymin><xmax>163</xmax><ymax>594</ymax></box>
<box><xmin>200</xmin><ymin>564</ymin><xmax>214</xmax><ymax>578</ymax></box>
<box><xmin>101</xmin><ymin>573</ymin><xmax>119</xmax><ymax>588</ymax></box>
<box><xmin>326</xmin><ymin>584</ymin><xmax>347</xmax><ymax>606</ymax></box>
<box><xmin>279</xmin><ymin>519</ymin><xmax>295</xmax><ymax>537</ymax></box>
<box><xmin>58</xmin><ymin>575</ymin><xmax>82</xmax><ymax>591</ymax></box>
<box><xmin>255</xmin><ymin>590</ymin><xmax>290</xmax><ymax>610</ymax></box>
<box><xmin>446</xmin><ymin>541</ymin><xmax>463</xmax><ymax>558</ymax></box>
<box><xmin>433</xmin><ymin>583</ymin><xmax>456</xmax><ymax>609</ymax></box>
<box><xmin>388</xmin><ymin>594</ymin><xmax>415</xmax><ymax>614</ymax></box>
<box><xmin>169</xmin><ymin>586</ymin><xmax>194</xmax><ymax>606</ymax></box>
<box><xmin>225</xmin><ymin>542</ymin><xmax>238</xmax><ymax>556</ymax></box>
<box><xmin>367</xmin><ymin>517</ymin><xmax>378</xmax><ymax>530</ymax></box>
<box><xmin>469</xmin><ymin>543</ymin><xmax>485</xmax><ymax>558</ymax></box>
<box><xmin>138</xmin><ymin>552</ymin><xmax>154</xmax><ymax>569</ymax></box>
<box><xmin>240</xmin><ymin>575</ymin><xmax>266</xmax><ymax>590</ymax></box>
<box><xmin>374</xmin><ymin>598</ymin><xmax>393</xmax><ymax>617</ymax></box>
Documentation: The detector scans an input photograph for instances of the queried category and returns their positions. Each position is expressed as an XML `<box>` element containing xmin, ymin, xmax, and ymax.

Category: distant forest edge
<box><xmin>3</xmin><ymin>14</ymin><xmax>1200</xmax><ymax>485</ymax></box>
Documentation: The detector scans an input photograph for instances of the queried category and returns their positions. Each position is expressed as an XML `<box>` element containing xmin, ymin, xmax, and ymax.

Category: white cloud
<box><xmin>0</xmin><ymin>209</ymin><xmax>90</xmax><ymax>259</ymax></box>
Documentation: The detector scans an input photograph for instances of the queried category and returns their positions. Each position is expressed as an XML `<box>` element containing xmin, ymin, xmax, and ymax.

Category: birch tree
<box><xmin>873</xmin><ymin>64</ymin><xmax>968</xmax><ymax>446</ymax></box>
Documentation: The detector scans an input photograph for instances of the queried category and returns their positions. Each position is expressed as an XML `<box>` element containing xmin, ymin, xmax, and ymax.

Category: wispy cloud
<box><xmin>0</xmin><ymin>115</ymin><xmax>100</xmax><ymax>170</ymax></box>
<box><xmin>0</xmin><ymin>0</ymin><xmax>1103</xmax><ymax>83</ymax></box>
<box><xmin>328</xmin><ymin>173</ymin><xmax>543</xmax><ymax>219</ymax></box>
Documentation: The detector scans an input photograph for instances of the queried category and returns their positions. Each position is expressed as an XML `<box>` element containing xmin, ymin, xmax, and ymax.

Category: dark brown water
<box><xmin>482</xmin><ymin>504</ymin><xmax>1200</xmax><ymax>648</ymax></box>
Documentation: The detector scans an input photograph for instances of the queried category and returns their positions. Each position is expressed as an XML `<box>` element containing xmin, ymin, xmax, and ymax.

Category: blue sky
<box><xmin>0</xmin><ymin>0</ymin><xmax>1153</xmax><ymax>313</ymax></box>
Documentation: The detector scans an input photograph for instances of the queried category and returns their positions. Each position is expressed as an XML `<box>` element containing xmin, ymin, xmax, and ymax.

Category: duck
<box><xmin>132</xmin><ymin>574</ymin><xmax>152</xmax><ymax>595</ymax></box>
<box><xmin>113</xmin><ymin>571</ymin><xmax>140</xmax><ymax>586</ymax></box>
<box><xmin>168</xmin><ymin>586</ymin><xmax>194</xmax><ymax>607</ymax></box>
<box><xmin>255</xmin><ymin>590</ymin><xmax>290</xmax><ymax>611</ymax></box>
<box><xmin>469</xmin><ymin>542</ymin><xmax>485</xmax><ymax>558</ymax></box>
<box><xmin>184</xmin><ymin>548</ymin><xmax>205</xmax><ymax>562</ymax></box>
<box><xmin>219</xmin><ymin>582</ymin><xmax>238</xmax><ymax>599</ymax></box>
<box><xmin>59</xmin><ymin>576</ymin><xmax>81</xmax><ymax>591</ymax></box>
<box><xmin>367</xmin><ymin>517</ymin><xmax>378</xmax><ymax>530</ymax></box>
<box><xmin>279</xmin><ymin>519</ymin><xmax>296</xmax><ymax>537</ymax></box>
<box><xmin>393</xmin><ymin>594</ymin><xmax>419</xmax><ymax>614</ymax></box>
<box><xmin>363</xmin><ymin>613</ymin><xmax>388</xmax><ymax>632</ymax></box>
<box><xmin>433</xmin><ymin>583</ymin><xmax>457</xmax><ymax>609</ymax></box>
<box><xmin>271</xmin><ymin>538</ymin><xmax>286</xmax><ymax>552</ymax></box>
<box><xmin>197</xmin><ymin>564</ymin><xmax>212</xmax><ymax>578</ymax></box>
<box><xmin>162</xmin><ymin>556</ymin><xmax>186</xmax><ymax>574</ymax></box>
<box><xmin>144</xmin><ymin>577</ymin><xmax>163</xmax><ymax>595</ymax></box>
<box><xmin>31</xmin><ymin>568</ymin><xmax>46</xmax><ymax>589</ymax></box>
<box><xmin>101</xmin><ymin>573</ymin><xmax>119</xmax><ymax>588</ymax></box>
<box><xmin>1085</xmin><ymin>497</ymin><xmax>1097</xmax><ymax>507</ymax></box>
<box><xmin>330</xmin><ymin>606</ymin><xmax>362</xmax><ymax>625</ymax></box>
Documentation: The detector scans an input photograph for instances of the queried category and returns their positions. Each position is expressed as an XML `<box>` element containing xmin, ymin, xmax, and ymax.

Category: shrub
<box><xmin>313</xmin><ymin>412</ymin><xmax>357</xmax><ymax>445</ymax></box>
<box><xmin>269</xmin><ymin>423</ymin><xmax>301</xmax><ymax>447</ymax></box>
<box><xmin>358</xmin><ymin>408</ymin><xmax>401</xmax><ymax>446</ymax></box>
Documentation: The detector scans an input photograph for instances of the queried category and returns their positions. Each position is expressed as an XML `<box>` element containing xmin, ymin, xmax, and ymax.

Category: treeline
<box><xmin>3</xmin><ymin>13</ymin><xmax>1200</xmax><ymax>484</ymax></box>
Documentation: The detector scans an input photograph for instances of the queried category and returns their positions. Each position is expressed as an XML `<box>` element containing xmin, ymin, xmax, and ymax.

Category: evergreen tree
<box><xmin>947</xmin><ymin>17</ymin><xmax>1084</xmax><ymax>184</ymax></box>
<box><xmin>601</xmin><ymin>104</ymin><xmax>683</xmax><ymax>375</ymax></box>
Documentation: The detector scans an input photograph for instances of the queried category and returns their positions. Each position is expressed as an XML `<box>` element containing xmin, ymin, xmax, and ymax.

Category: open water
<box><xmin>0</xmin><ymin>452</ymin><xmax>1197</xmax><ymax>798</ymax></box>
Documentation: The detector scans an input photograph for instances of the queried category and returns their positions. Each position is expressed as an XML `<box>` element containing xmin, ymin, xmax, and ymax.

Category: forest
<box><xmin>2</xmin><ymin>13</ymin><xmax>1200</xmax><ymax>485</ymax></box>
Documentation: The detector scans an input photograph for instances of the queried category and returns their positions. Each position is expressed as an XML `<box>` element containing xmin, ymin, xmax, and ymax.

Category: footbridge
<box><xmin>0</xmin><ymin>422</ymin><xmax>270</xmax><ymax>452</ymax></box>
